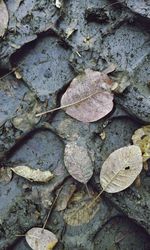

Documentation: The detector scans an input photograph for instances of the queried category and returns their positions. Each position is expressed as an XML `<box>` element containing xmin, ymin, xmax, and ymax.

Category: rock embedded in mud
<box><xmin>115</xmin><ymin>86</ymin><xmax>150</xmax><ymax>123</ymax></box>
<box><xmin>18</xmin><ymin>36</ymin><xmax>74</xmax><ymax>98</ymax></box>
<box><xmin>0</xmin><ymin>0</ymin><xmax>61</xmax><ymax>67</ymax></box>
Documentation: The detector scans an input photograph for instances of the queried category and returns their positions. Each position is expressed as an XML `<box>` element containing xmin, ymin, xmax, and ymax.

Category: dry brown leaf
<box><xmin>132</xmin><ymin>125</ymin><xmax>150</xmax><ymax>162</ymax></box>
<box><xmin>55</xmin><ymin>179</ymin><xmax>76</xmax><ymax>211</ymax></box>
<box><xmin>11</xmin><ymin>166</ymin><xmax>53</xmax><ymax>182</ymax></box>
<box><xmin>25</xmin><ymin>227</ymin><xmax>58</xmax><ymax>250</ymax></box>
<box><xmin>0</xmin><ymin>0</ymin><xmax>9</xmax><ymax>37</ymax></box>
<box><xmin>61</xmin><ymin>68</ymin><xmax>114</xmax><ymax>122</ymax></box>
<box><xmin>64</xmin><ymin>141</ymin><xmax>93</xmax><ymax>183</ymax></box>
<box><xmin>63</xmin><ymin>191</ymin><xmax>100</xmax><ymax>226</ymax></box>
<box><xmin>100</xmin><ymin>145</ymin><xmax>143</xmax><ymax>193</ymax></box>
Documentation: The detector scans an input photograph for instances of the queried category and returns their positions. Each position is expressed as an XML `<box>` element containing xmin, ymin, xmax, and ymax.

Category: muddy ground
<box><xmin>0</xmin><ymin>0</ymin><xmax>150</xmax><ymax>249</ymax></box>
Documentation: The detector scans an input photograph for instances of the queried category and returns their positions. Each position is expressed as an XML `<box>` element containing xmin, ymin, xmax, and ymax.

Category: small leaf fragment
<box><xmin>0</xmin><ymin>0</ymin><xmax>9</xmax><ymax>37</ymax></box>
<box><xmin>11</xmin><ymin>166</ymin><xmax>53</xmax><ymax>182</ymax></box>
<box><xmin>132</xmin><ymin>125</ymin><xmax>150</xmax><ymax>162</ymax></box>
<box><xmin>55</xmin><ymin>179</ymin><xmax>76</xmax><ymax>211</ymax></box>
<box><xmin>64</xmin><ymin>141</ymin><xmax>93</xmax><ymax>183</ymax></box>
<box><xmin>100</xmin><ymin>145</ymin><xmax>143</xmax><ymax>193</ymax></box>
<box><xmin>61</xmin><ymin>68</ymin><xmax>114</xmax><ymax>122</ymax></box>
<box><xmin>25</xmin><ymin>227</ymin><xmax>58</xmax><ymax>250</ymax></box>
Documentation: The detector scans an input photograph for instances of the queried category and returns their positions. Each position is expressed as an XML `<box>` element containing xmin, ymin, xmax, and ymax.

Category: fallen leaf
<box><xmin>0</xmin><ymin>0</ymin><xmax>9</xmax><ymax>37</ymax></box>
<box><xmin>63</xmin><ymin>191</ymin><xmax>100</xmax><ymax>226</ymax></box>
<box><xmin>55</xmin><ymin>179</ymin><xmax>76</xmax><ymax>211</ymax></box>
<box><xmin>11</xmin><ymin>166</ymin><xmax>53</xmax><ymax>182</ymax></box>
<box><xmin>132</xmin><ymin>125</ymin><xmax>150</xmax><ymax>162</ymax></box>
<box><xmin>25</xmin><ymin>227</ymin><xmax>58</xmax><ymax>250</ymax></box>
<box><xmin>61</xmin><ymin>68</ymin><xmax>114</xmax><ymax>122</ymax></box>
<box><xmin>100</xmin><ymin>145</ymin><xmax>143</xmax><ymax>193</ymax></box>
<box><xmin>64</xmin><ymin>141</ymin><xmax>93</xmax><ymax>183</ymax></box>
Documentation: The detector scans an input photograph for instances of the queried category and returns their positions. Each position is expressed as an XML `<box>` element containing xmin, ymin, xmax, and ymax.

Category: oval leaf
<box><xmin>61</xmin><ymin>69</ymin><xmax>114</xmax><ymax>122</ymax></box>
<box><xmin>25</xmin><ymin>227</ymin><xmax>58</xmax><ymax>250</ymax></box>
<box><xmin>11</xmin><ymin>165</ymin><xmax>53</xmax><ymax>182</ymax></box>
<box><xmin>64</xmin><ymin>141</ymin><xmax>93</xmax><ymax>183</ymax></box>
<box><xmin>100</xmin><ymin>145</ymin><xmax>143</xmax><ymax>193</ymax></box>
<box><xmin>0</xmin><ymin>0</ymin><xmax>9</xmax><ymax>37</ymax></box>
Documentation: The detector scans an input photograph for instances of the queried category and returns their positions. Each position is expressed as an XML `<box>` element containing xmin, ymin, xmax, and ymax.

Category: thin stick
<box><xmin>0</xmin><ymin>62</ymin><xmax>23</xmax><ymax>81</ymax></box>
<box><xmin>103</xmin><ymin>1</ymin><xmax>124</xmax><ymax>9</ymax></box>
<box><xmin>42</xmin><ymin>186</ymin><xmax>62</xmax><ymax>231</ymax></box>
<box><xmin>36</xmin><ymin>90</ymin><xmax>103</xmax><ymax>117</ymax></box>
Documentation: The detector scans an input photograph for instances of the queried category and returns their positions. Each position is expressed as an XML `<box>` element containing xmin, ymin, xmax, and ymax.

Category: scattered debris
<box><xmin>0</xmin><ymin>167</ymin><xmax>12</xmax><ymax>184</ymax></box>
<box><xmin>132</xmin><ymin>125</ymin><xmax>150</xmax><ymax>162</ymax></box>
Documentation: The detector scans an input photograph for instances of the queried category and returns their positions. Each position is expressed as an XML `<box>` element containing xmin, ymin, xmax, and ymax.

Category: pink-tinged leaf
<box><xmin>61</xmin><ymin>68</ymin><xmax>114</xmax><ymax>122</ymax></box>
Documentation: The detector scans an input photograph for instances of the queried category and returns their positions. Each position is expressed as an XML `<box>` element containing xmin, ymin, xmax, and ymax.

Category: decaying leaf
<box><xmin>25</xmin><ymin>227</ymin><xmax>58</xmax><ymax>250</ymax></box>
<box><xmin>100</xmin><ymin>145</ymin><xmax>143</xmax><ymax>193</ymax></box>
<box><xmin>11</xmin><ymin>166</ymin><xmax>53</xmax><ymax>182</ymax></box>
<box><xmin>55</xmin><ymin>179</ymin><xmax>76</xmax><ymax>211</ymax></box>
<box><xmin>0</xmin><ymin>0</ymin><xmax>8</xmax><ymax>37</ymax></box>
<box><xmin>0</xmin><ymin>167</ymin><xmax>12</xmax><ymax>184</ymax></box>
<box><xmin>64</xmin><ymin>141</ymin><xmax>93</xmax><ymax>183</ymax></box>
<box><xmin>61</xmin><ymin>68</ymin><xmax>114</xmax><ymax>122</ymax></box>
<box><xmin>132</xmin><ymin>125</ymin><xmax>150</xmax><ymax>162</ymax></box>
<box><xmin>63</xmin><ymin>191</ymin><xmax>100</xmax><ymax>226</ymax></box>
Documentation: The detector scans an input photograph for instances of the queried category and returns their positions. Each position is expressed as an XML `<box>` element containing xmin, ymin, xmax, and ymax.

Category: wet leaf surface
<box><xmin>61</xmin><ymin>69</ymin><xmax>114</xmax><ymax>122</ymax></box>
<box><xmin>25</xmin><ymin>227</ymin><xmax>58</xmax><ymax>250</ymax></box>
<box><xmin>63</xmin><ymin>190</ymin><xmax>100</xmax><ymax>226</ymax></box>
<box><xmin>11</xmin><ymin>165</ymin><xmax>53</xmax><ymax>182</ymax></box>
<box><xmin>64</xmin><ymin>141</ymin><xmax>93</xmax><ymax>183</ymax></box>
<box><xmin>0</xmin><ymin>0</ymin><xmax>8</xmax><ymax>37</ymax></box>
<box><xmin>100</xmin><ymin>145</ymin><xmax>143</xmax><ymax>193</ymax></box>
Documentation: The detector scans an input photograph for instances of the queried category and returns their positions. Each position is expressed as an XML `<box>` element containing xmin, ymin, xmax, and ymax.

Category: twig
<box><xmin>36</xmin><ymin>90</ymin><xmax>103</xmax><ymax>117</ymax></box>
<box><xmin>0</xmin><ymin>62</ymin><xmax>23</xmax><ymax>81</ymax></box>
<box><xmin>42</xmin><ymin>186</ymin><xmax>63</xmax><ymax>231</ymax></box>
